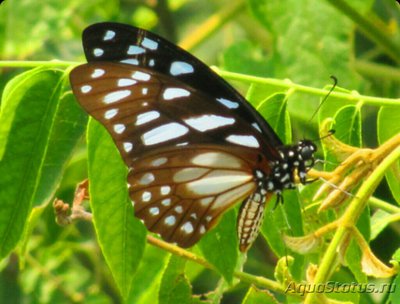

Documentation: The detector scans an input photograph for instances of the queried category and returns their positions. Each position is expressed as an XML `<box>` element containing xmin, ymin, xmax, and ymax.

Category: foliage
<box><xmin>1</xmin><ymin>0</ymin><xmax>400</xmax><ymax>303</ymax></box>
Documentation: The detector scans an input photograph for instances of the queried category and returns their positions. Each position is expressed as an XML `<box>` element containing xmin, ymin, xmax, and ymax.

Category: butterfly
<box><xmin>69</xmin><ymin>22</ymin><xmax>316</xmax><ymax>252</ymax></box>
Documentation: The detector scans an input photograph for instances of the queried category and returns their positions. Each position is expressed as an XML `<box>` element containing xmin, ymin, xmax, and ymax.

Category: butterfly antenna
<box><xmin>307</xmin><ymin>75</ymin><xmax>338</xmax><ymax>125</ymax></box>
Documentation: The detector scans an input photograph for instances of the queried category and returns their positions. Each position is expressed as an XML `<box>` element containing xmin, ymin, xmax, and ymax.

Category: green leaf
<box><xmin>87</xmin><ymin>119</ymin><xmax>147</xmax><ymax>299</ymax></box>
<box><xmin>159</xmin><ymin>256</ymin><xmax>192</xmax><ymax>304</ymax></box>
<box><xmin>389</xmin><ymin>273</ymin><xmax>400</xmax><ymax>303</ymax></box>
<box><xmin>344</xmin><ymin>240</ymin><xmax>367</xmax><ymax>284</ymax></box>
<box><xmin>248</xmin><ymin>0</ymin><xmax>371</xmax><ymax>88</ymax></box>
<box><xmin>198</xmin><ymin>210</ymin><xmax>238</xmax><ymax>284</ymax></box>
<box><xmin>371</xmin><ymin>209</ymin><xmax>393</xmax><ymax>241</ymax></box>
<box><xmin>323</xmin><ymin>104</ymin><xmax>362</xmax><ymax>171</ymax></box>
<box><xmin>377</xmin><ymin>106</ymin><xmax>400</xmax><ymax>205</ymax></box>
<box><xmin>261</xmin><ymin>191</ymin><xmax>302</xmax><ymax>257</ymax></box>
<box><xmin>0</xmin><ymin>67</ymin><xmax>75</xmax><ymax>260</ymax></box>
<box><xmin>332</xmin><ymin>105</ymin><xmax>362</xmax><ymax>147</ymax></box>
<box><xmin>128</xmin><ymin>246</ymin><xmax>169</xmax><ymax>304</ymax></box>
<box><xmin>260</xmin><ymin>191</ymin><xmax>305</xmax><ymax>281</ymax></box>
<box><xmin>242</xmin><ymin>286</ymin><xmax>277</xmax><ymax>304</ymax></box>
<box><xmin>256</xmin><ymin>93</ymin><xmax>291</xmax><ymax>144</ymax></box>
<box><xmin>221</xmin><ymin>41</ymin><xmax>272</xmax><ymax>77</ymax></box>
<box><xmin>35</xmin><ymin>91</ymin><xmax>88</xmax><ymax>205</ymax></box>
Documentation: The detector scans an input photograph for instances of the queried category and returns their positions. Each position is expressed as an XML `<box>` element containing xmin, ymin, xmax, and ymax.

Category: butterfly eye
<box><xmin>69</xmin><ymin>22</ymin><xmax>316</xmax><ymax>251</ymax></box>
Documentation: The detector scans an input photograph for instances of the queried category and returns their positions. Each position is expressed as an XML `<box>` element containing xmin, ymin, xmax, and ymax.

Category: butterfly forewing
<box><xmin>82</xmin><ymin>22</ymin><xmax>283</xmax><ymax>158</ymax></box>
<box><xmin>70</xmin><ymin>62</ymin><xmax>279</xmax><ymax>162</ymax></box>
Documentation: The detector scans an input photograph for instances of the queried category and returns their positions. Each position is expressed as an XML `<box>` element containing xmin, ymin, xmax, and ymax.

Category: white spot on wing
<box><xmin>142</xmin><ymin>123</ymin><xmax>189</xmax><ymax>145</ymax></box>
<box><xmin>136</xmin><ymin>111</ymin><xmax>160</xmax><ymax>126</ymax></box>
<box><xmin>184</xmin><ymin>114</ymin><xmax>235</xmax><ymax>132</ymax></box>
<box><xmin>149</xmin><ymin>59</ymin><xmax>155</xmax><ymax>66</ymax></box>
<box><xmin>139</xmin><ymin>173</ymin><xmax>155</xmax><ymax>185</ymax></box>
<box><xmin>93</xmin><ymin>48</ymin><xmax>104</xmax><ymax>57</ymax></box>
<box><xmin>131</xmin><ymin>71</ymin><xmax>151</xmax><ymax>81</ymax></box>
<box><xmin>118</xmin><ymin>78</ymin><xmax>137</xmax><ymax>87</ymax></box>
<box><xmin>226</xmin><ymin>135</ymin><xmax>260</xmax><ymax>148</ymax></box>
<box><xmin>186</xmin><ymin>170</ymin><xmax>253</xmax><ymax>196</ymax></box>
<box><xmin>123</xmin><ymin>142</ymin><xmax>133</xmax><ymax>152</ymax></box>
<box><xmin>81</xmin><ymin>85</ymin><xmax>92</xmax><ymax>93</ymax></box>
<box><xmin>175</xmin><ymin>206</ymin><xmax>183</xmax><ymax>214</ymax></box>
<box><xmin>113</xmin><ymin>124</ymin><xmax>126</xmax><ymax>134</ymax></box>
<box><xmin>252</xmin><ymin>123</ymin><xmax>262</xmax><ymax>132</ymax></box>
<box><xmin>217</xmin><ymin>97</ymin><xmax>239</xmax><ymax>109</ymax></box>
<box><xmin>199</xmin><ymin>197</ymin><xmax>214</xmax><ymax>206</ymax></box>
<box><xmin>141</xmin><ymin>37</ymin><xmax>158</xmax><ymax>50</ymax></box>
<box><xmin>164</xmin><ymin>215</ymin><xmax>176</xmax><ymax>226</ymax></box>
<box><xmin>161</xmin><ymin>198</ymin><xmax>171</xmax><ymax>206</ymax></box>
<box><xmin>200</xmin><ymin>197</ymin><xmax>213</xmax><ymax>206</ymax></box>
<box><xmin>170</xmin><ymin>61</ymin><xmax>194</xmax><ymax>76</ymax></box>
<box><xmin>91</xmin><ymin>69</ymin><xmax>105</xmax><ymax>78</ymax></box>
<box><xmin>173</xmin><ymin>168</ymin><xmax>208</xmax><ymax>183</ymax></box>
<box><xmin>212</xmin><ymin>183</ymin><xmax>254</xmax><ymax>210</ymax></box>
<box><xmin>104</xmin><ymin>109</ymin><xmax>118</xmax><ymax>120</ymax></box>
<box><xmin>120</xmin><ymin>59</ymin><xmax>139</xmax><ymax>65</ymax></box>
<box><xmin>103</xmin><ymin>30</ymin><xmax>115</xmax><ymax>41</ymax></box>
<box><xmin>163</xmin><ymin>88</ymin><xmax>190</xmax><ymax>100</ymax></box>
<box><xmin>191</xmin><ymin>152</ymin><xmax>242</xmax><ymax>168</ymax></box>
<box><xmin>103</xmin><ymin>90</ymin><xmax>131</xmax><ymax>104</ymax></box>
<box><xmin>151</xmin><ymin>157</ymin><xmax>167</xmax><ymax>166</ymax></box>
<box><xmin>142</xmin><ymin>88</ymin><xmax>148</xmax><ymax>95</ymax></box>
<box><xmin>149</xmin><ymin>207</ymin><xmax>159</xmax><ymax>215</ymax></box>
<box><xmin>160</xmin><ymin>186</ymin><xmax>171</xmax><ymax>195</ymax></box>
<box><xmin>142</xmin><ymin>191</ymin><xmax>151</xmax><ymax>202</ymax></box>
<box><xmin>181</xmin><ymin>222</ymin><xmax>194</xmax><ymax>234</ymax></box>
<box><xmin>127</xmin><ymin>45</ymin><xmax>145</xmax><ymax>55</ymax></box>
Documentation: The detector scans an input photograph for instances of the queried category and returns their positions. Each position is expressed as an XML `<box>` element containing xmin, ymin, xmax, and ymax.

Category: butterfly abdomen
<box><xmin>238</xmin><ymin>185</ymin><xmax>270</xmax><ymax>252</ymax></box>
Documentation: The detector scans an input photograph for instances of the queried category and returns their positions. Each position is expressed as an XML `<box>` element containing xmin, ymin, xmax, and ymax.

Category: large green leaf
<box><xmin>242</xmin><ymin>286</ymin><xmax>277</xmax><ymax>304</ymax></box>
<box><xmin>332</xmin><ymin>105</ymin><xmax>362</xmax><ymax>147</ymax></box>
<box><xmin>255</xmin><ymin>93</ymin><xmax>291</xmax><ymax>144</ymax></box>
<box><xmin>87</xmin><ymin>119</ymin><xmax>147</xmax><ymax>300</ymax></box>
<box><xmin>377</xmin><ymin>106</ymin><xmax>400</xmax><ymax>205</ymax></box>
<box><xmin>159</xmin><ymin>256</ymin><xmax>192</xmax><ymax>304</ymax></box>
<box><xmin>248</xmin><ymin>0</ymin><xmax>373</xmax><ymax>88</ymax></box>
<box><xmin>198</xmin><ymin>210</ymin><xmax>238</xmax><ymax>284</ymax></box>
<box><xmin>127</xmin><ymin>246</ymin><xmax>169</xmax><ymax>304</ymax></box>
<box><xmin>247</xmin><ymin>0</ymin><xmax>373</xmax><ymax>125</ymax></box>
<box><xmin>0</xmin><ymin>67</ymin><xmax>84</xmax><ymax>260</ymax></box>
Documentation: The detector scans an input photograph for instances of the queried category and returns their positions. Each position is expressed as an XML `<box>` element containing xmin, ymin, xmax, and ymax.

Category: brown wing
<box><xmin>128</xmin><ymin>146</ymin><xmax>261</xmax><ymax>248</ymax></box>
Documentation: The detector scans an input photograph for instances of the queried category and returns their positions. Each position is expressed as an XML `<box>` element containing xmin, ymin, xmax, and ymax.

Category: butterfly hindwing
<box><xmin>128</xmin><ymin>146</ymin><xmax>258</xmax><ymax>247</ymax></box>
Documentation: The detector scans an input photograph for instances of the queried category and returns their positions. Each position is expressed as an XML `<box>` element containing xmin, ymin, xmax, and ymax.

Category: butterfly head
<box><xmin>285</xmin><ymin>139</ymin><xmax>317</xmax><ymax>185</ymax></box>
<box><xmin>296</xmin><ymin>139</ymin><xmax>317</xmax><ymax>170</ymax></box>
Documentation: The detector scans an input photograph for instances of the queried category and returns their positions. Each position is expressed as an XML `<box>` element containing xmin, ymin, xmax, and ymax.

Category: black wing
<box><xmin>81</xmin><ymin>22</ymin><xmax>283</xmax><ymax>159</ymax></box>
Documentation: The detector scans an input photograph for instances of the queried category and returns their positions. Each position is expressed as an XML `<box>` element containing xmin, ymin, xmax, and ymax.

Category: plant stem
<box><xmin>0</xmin><ymin>60</ymin><xmax>78</xmax><ymax>68</ymax></box>
<box><xmin>369</xmin><ymin>196</ymin><xmax>400</xmax><ymax>214</ymax></box>
<box><xmin>215</xmin><ymin>68</ymin><xmax>400</xmax><ymax>106</ymax></box>
<box><xmin>2</xmin><ymin>60</ymin><xmax>399</xmax><ymax>107</ymax></box>
<box><xmin>354</xmin><ymin>60</ymin><xmax>400</xmax><ymax>82</ymax></box>
<box><xmin>147</xmin><ymin>235</ymin><xmax>291</xmax><ymax>295</ymax></box>
<box><xmin>179</xmin><ymin>0</ymin><xmax>246</xmax><ymax>51</ymax></box>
